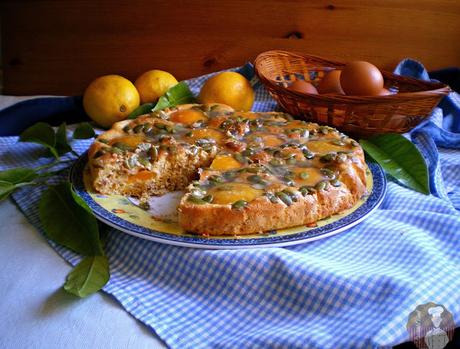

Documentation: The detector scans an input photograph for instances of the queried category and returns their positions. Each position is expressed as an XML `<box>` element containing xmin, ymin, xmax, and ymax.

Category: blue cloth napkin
<box><xmin>0</xmin><ymin>96</ymin><xmax>87</xmax><ymax>136</ymax></box>
<box><xmin>1</xmin><ymin>61</ymin><xmax>460</xmax><ymax>349</ymax></box>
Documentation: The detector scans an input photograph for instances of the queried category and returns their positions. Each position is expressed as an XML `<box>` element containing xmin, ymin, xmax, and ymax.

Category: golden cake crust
<box><xmin>88</xmin><ymin>103</ymin><xmax>367</xmax><ymax>235</ymax></box>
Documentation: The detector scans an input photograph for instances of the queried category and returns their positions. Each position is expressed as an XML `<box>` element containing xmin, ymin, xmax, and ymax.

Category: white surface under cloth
<box><xmin>0</xmin><ymin>96</ymin><xmax>165</xmax><ymax>349</ymax></box>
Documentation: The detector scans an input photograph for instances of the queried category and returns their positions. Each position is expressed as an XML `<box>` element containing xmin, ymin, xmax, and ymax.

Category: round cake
<box><xmin>88</xmin><ymin>103</ymin><xmax>367</xmax><ymax>235</ymax></box>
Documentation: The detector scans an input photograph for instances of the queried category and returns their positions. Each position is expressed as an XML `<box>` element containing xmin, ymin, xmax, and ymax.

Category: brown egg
<box><xmin>288</xmin><ymin>80</ymin><xmax>318</xmax><ymax>94</ymax></box>
<box><xmin>377</xmin><ymin>88</ymin><xmax>391</xmax><ymax>96</ymax></box>
<box><xmin>318</xmin><ymin>70</ymin><xmax>344</xmax><ymax>94</ymax></box>
<box><xmin>340</xmin><ymin>61</ymin><xmax>384</xmax><ymax>96</ymax></box>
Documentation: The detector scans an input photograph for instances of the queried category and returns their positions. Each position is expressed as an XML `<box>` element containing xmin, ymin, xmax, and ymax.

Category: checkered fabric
<box><xmin>1</xmin><ymin>61</ymin><xmax>459</xmax><ymax>349</ymax></box>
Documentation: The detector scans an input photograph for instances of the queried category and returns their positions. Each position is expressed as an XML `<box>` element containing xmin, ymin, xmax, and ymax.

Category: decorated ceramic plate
<box><xmin>70</xmin><ymin>153</ymin><xmax>386</xmax><ymax>249</ymax></box>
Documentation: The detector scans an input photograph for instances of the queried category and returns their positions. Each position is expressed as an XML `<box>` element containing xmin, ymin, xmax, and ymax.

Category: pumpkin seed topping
<box><xmin>150</xmin><ymin>146</ymin><xmax>158</xmax><ymax>161</ymax></box>
<box><xmin>269</xmin><ymin>159</ymin><xmax>282</xmax><ymax>166</ymax></box>
<box><xmin>142</xmin><ymin>124</ymin><xmax>153</xmax><ymax>134</ymax></box>
<box><xmin>332</xmin><ymin>139</ymin><xmax>346</xmax><ymax>146</ymax></box>
<box><xmin>138</xmin><ymin>155</ymin><xmax>150</xmax><ymax>167</ymax></box>
<box><xmin>137</xmin><ymin>143</ymin><xmax>152</xmax><ymax>151</ymax></box>
<box><xmin>133</xmin><ymin>124</ymin><xmax>145</xmax><ymax>133</ymax></box>
<box><xmin>190</xmin><ymin>188</ymin><xmax>206</xmax><ymax>198</ymax></box>
<box><xmin>282</xmin><ymin>189</ymin><xmax>298</xmax><ymax>202</ymax></box>
<box><xmin>242</xmin><ymin>147</ymin><xmax>256</xmax><ymax>157</ymax></box>
<box><xmin>166</xmin><ymin>125</ymin><xmax>176</xmax><ymax>134</ymax></box>
<box><xmin>320</xmin><ymin>168</ymin><xmax>336</xmax><ymax>179</ymax></box>
<box><xmin>112</xmin><ymin>142</ymin><xmax>133</xmax><ymax>151</ymax></box>
<box><xmin>337</xmin><ymin>153</ymin><xmax>348</xmax><ymax>163</ymax></box>
<box><xmin>195</xmin><ymin>138</ymin><xmax>214</xmax><ymax>146</ymax></box>
<box><xmin>202</xmin><ymin>194</ymin><xmax>213</xmax><ymax>203</ymax></box>
<box><xmin>320</xmin><ymin>153</ymin><xmax>335</xmax><ymax>163</ymax></box>
<box><xmin>232</xmin><ymin>200</ymin><xmax>248</xmax><ymax>210</ymax></box>
<box><xmin>247</xmin><ymin>175</ymin><xmax>267</xmax><ymax>187</ymax></box>
<box><xmin>208</xmin><ymin>175</ymin><xmax>225</xmax><ymax>185</ymax></box>
<box><xmin>315</xmin><ymin>181</ymin><xmax>328</xmax><ymax>191</ymax></box>
<box><xmin>139</xmin><ymin>201</ymin><xmax>150</xmax><ymax>210</ymax></box>
<box><xmin>299</xmin><ymin>185</ymin><xmax>316</xmax><ymax>196</ymax></box>
<box><xmin>281</xmin><ymin>176</ymin><xmax>295</xmax><ymax>187</ymax></box>
<box><xmin>330</xmin><ymin>179</ymin><xmax>341</xmax><ymax>187</ymax></box>
<box><xmin>187</xmin><ymin>196</ymin><xmax>207</xmax><ymax>205</ymax></box>
<box><xmin>234</xmin><ymin>153</ymin><xmax>246</xmax><ymax>164</ymax></box>
<box><xmin>319</xmin><ymin>126</ymin><xmax>329</xmax><ymax>134</ymax></box>
<box><xmin>110</xmin><ymin>147</ymin><xmax>123</xmax><ymax>155</ymax></box>
<box><xmin>265</xmin><ymin>192</ymin><xmax>279</xmax><ymax>204</ymax></box>
<box><xmin>223</xmin><ymin>171</ymin><xmax>237</xmax><ymax>180</ymax></box>
<box><xmin>276</xmin><ymin>191</ymin><xmax>292</xmax><ymax>206</ymax></box>
<box><xmin>245</xmin><ymin>167</ymin><xmax>260</xmax><ymax>174</ymax></box>
<box><xmin>303</xmin><ymin>149</ymin><xmax>315</xmax><ymax>159</ymax></box>
<box><xmin>299</xmin><ymin>171</ymin><xmax>309</xmax><ymax>180</ymax></box>
<box><xmin>125</xmin><ymin>156</ymin><xmax>138</xmax><ymax>169</ymax></box>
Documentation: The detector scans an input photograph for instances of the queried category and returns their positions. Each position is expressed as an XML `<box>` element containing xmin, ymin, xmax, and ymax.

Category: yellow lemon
<box><xmin>199</xmin><ymin>72</ymin><xmax>254</xmax><ymax>111</ymax></box>
<box><xmin>134</xmin><ymin>69</ymin><xmax>178</xmax><ymax>103</ymax></box>
<box><xmin>83</xmin><ymin>75</ymin><xmax>140</xmax><ymax>128</ymax></box>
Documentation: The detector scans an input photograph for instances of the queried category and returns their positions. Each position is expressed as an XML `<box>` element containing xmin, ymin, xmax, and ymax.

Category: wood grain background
<box><xmin>2</xmin><ymin>0</ymin><xmax>460</xmax><ymax>95</ymax></box>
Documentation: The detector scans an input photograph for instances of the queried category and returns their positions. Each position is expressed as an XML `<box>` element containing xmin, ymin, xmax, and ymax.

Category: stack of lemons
<box><xmin>83</xmin><ymin>69</ymin><xmax>254</xmax><ymax>128</ymax></box>
<box><xmin>83</xmin><ymin>70</ymin><xmax>177</xmax><ymax>128</ymax></box>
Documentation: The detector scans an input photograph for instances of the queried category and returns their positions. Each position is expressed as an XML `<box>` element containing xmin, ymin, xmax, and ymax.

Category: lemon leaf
<box><xmin>0</xmin><ymin>168</ymin><xmax>42</xmax><ymax>201</ymax></box>
<box><xmin>0</xmin><ymin>181</ymin><xmax>17</xmax><ymax>201</ymax></box>
<box><xmin>19</xmin><ymin>122</ymin><xmax>59</xmax><ymax>158</ymax></box>
<box><xmin>359</xmin><ymin>134</ymin><xmax>429</xmax><ymax>194</ymax></box>
<box><xmin>64</xmin><ymin>255</ymin><xmax>109</xmax><ymax>297</ymax></box>
<box><xmin>0</xmin><ymin>167</ymin><xmax>39</xmax><ymax>184</ymax></box>
<box><xmin>73</xmin><ymin>122</ymin><xmax>96</xmax><ymax>139</ymax></box>
<box><xmin>127</xmin><ymin>103</ymin><xmax>155</xmax><ymax>119</ymax></box>
<box><xmin>39</xmin><ymin>183</ymin><xmax>104</xmax><ymax>255</ymax></box>
<box><xmin>55</xmin><ymin>123</ymin><xmax>72</xmax><ymax>156</ymax></box>
<box><xmin>128</xmin><ymin>82</ymin><xmax>195</xmax><ymax>119</ymax></box>
<box><xmin>152</xmin><ymin>82</ymin><xmax>196</xmax><ymax>112</ymax></box>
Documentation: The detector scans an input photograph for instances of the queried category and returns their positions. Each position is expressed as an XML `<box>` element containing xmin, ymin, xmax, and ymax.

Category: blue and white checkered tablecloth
<box><xmin>1</xmin><ymin>61</ymin><xmax>459</xmax><ymax>349</ymax></box>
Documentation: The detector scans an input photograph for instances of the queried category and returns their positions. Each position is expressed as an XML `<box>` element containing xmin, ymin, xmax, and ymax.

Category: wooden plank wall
<box><xmin>2</xmin><ymin>0</ymin><xmax>460</xmax><ymax>95</ymax></box>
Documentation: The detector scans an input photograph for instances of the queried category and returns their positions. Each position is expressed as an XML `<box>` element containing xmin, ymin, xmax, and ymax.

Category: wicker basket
<box><xmin>254</xmin><ymin>50</ymin><xmax>451</xmax><ymax>138</ymax></box>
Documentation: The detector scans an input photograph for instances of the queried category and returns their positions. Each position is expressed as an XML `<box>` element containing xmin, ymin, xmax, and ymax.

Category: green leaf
<box><xmin>0</xmin><ymin>181</ymin><xmax>16</xmax><ymax>201</ymax></box>
<box><xmin>152</xmin><ymin>81</ymin><xmax>196</xmax><ymax>112</ymax></box>
<box><xmin>0</xmin><ymin>168</ymin><xmax>39</xmax><ymax>201</ymax></box>
<box><xmin>127</xmin><ymin>82</ymin><xmax>196</xmax><ymax>119</ymax></box>
<box><xmin>127</xmin><ymin>103</ymin><xmax>155</xmax><ymax>119</ymax></box>
<box><xmin>55</xmin><ymin>123</ymin><xmax>72</xmax><ymax>155</ymax></box>
<box><xmin>64</xmin><ymin>255</ymin><xmax>109</xmax><ymax>297</ymax></box>
<box><xmin>39</xmin><ymin>183</ymin><xmax>104</xmax><ymax>255</ymax></box>
<box><xmin>73</xmin><ymin>122</ymin><xmax>96</xmax><ymax>139</ymax></box>
<box><xmin>19</xmin><ymin>122</ymin><xmax>59</xmax><ymax>158</ymax></box>
<box><xmin>0</xmin><ymin>168</ymin><xmax>39</xmax><ymax>184</ymax></box>
<box><xmin>360</xmin><ymin>134</ymin><xmax>430</xmax><ymax>194</ymax></box>
<box><xmin>70</xmin><ymin>185</ymin><xmax>97</xmax><ymax>216</ymax></box>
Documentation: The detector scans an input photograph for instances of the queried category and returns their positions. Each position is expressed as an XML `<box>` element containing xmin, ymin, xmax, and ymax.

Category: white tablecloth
<box><xmin>0</xmin><ymin>96</ymin><xmax>165</xmax><ymax>349</ymax></box>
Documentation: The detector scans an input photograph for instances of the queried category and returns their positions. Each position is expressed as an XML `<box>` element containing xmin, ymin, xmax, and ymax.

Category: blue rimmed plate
<box><xmin>70</xmin><ymin>153</ymin><xmax>386</xmax><ymax>249</ymax></box>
